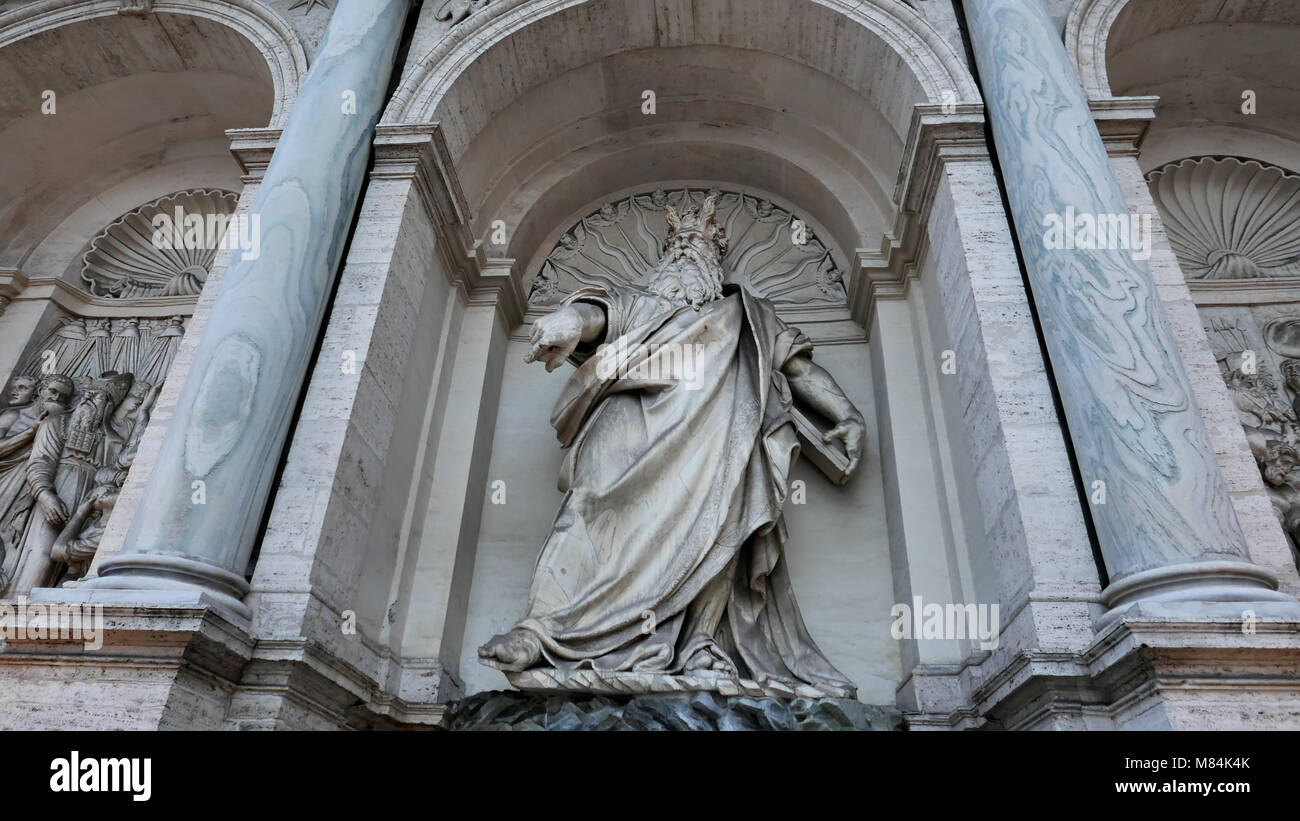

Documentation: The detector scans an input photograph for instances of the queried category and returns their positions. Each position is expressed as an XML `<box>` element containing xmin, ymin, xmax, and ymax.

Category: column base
<box><xmin>79</xmin><ymin>554</ymin><xmax>253</xmax><ymax>623</ymax></box>
<box><xmin>1097</xmin><ymin>560</ymin><xmax>1300</xmax><ymax>629</ymax></box>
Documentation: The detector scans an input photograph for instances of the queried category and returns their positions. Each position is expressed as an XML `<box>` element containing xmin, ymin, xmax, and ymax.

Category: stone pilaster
<box><xmin>875</xmin><ymin>109</ymin><xmax>1102</xmax><ymax>728</ymax></box>
<box><xmin>227</xmin><ymin>123</ymin><xmax>485</xmax><ymax>728</ymax></box>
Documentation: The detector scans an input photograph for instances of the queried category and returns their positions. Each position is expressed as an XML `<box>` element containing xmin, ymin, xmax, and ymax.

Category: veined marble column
<box><xmin>962</xmin><ymin>0</ymin><xmax>1300</xmax><ymax>623</ymax></box>
<box><xmin>80</xmin><ymin>0</ymin><xmax>412</xmax><ymax>620</ymax></box>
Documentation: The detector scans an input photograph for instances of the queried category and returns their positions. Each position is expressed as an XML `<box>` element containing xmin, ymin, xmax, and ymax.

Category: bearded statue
<box><xmin>0</xmin><ymin>375</ymin><xmax>65</xmax><ymax>585</ymax></box>
<box><xmin>478</xmin><ymin>194</ymin><xmax>867</xmax><ymax>698</ymax></box>
<box><xmin>6</xmin><ymin>371</ymin><xmax>135</xmax><ymax>594</ymax></box>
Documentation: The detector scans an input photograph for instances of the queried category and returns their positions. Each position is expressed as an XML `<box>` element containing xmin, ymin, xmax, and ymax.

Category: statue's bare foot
<box><xmin>478</xmin><ymin>629</ymin><xmax>542</xmax><ymax>671</ymax></box>
<box><xmin>683</xmin><ymin>644</ymin><xmax>735</xmax><ymax>676</ymax></box>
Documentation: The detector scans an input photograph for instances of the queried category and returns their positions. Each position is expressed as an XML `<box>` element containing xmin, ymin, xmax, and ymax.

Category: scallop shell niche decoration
<box><xmin>1147</xmin><ymin>157</ymin><xmax>1300</xmax><ymax>280</ymax></box>
<box><xmin>81</xmin><ymin>189</ymin><xmax>239</xmax><ymax>299</ymax></box>
<box><xmin>529</xmin><ymin>187</ymin><xmax>845</xmax><ymax>308</ymax></box>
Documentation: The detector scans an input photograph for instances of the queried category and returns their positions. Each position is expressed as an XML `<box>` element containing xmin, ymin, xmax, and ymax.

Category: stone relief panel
<box><xmin>1148</xmin><ymin>157</ymin><xmax>1300</xmax><ymax>280</ymax></box>
<box><xmin>0</xmin><ymin>314</ymin><xmax>186</xmax><ymax>595</ymax></box>
<box><xmin>1204</xmin><ymin>308</ymin><xmax>1300</xmax><ymax>567</ymax></box>
<box><xmin>81</xmin><ymin>189</ymin><xmax>238</xmax><ymax>299</ymax></box>
<box><xmin>528</xmin><ymin>187</ymin><xmax>846</xmax><ymax>310</ymax></box>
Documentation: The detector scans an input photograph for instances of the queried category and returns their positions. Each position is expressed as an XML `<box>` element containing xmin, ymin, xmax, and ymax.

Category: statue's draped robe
<box><xmin>9</xmin><ymin>412</ymin><xmax>123</xmax><ymax>592</ymax></box>
<box><xmin>515</xmin><ymin>283</ymin><xmax>855</xmax><ymax>698</ymax></box>
<box><xmin>0</xmin><ymin>407</ymin><xmax>39</xmax><ymax>580</ymax></box>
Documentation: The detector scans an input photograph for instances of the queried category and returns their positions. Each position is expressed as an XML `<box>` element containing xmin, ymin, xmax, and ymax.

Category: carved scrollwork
<box><xmin>529</xmin><ymin>187</ymin><xmax>846</xmax><ymax>308</ymax></box>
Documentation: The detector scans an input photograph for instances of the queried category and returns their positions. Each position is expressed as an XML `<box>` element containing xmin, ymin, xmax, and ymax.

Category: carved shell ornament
<box><xmin>529</xmin><ymin>188</ymin><xmax>846</xmax><ymax>308</ymax></box>
<box><xmin>1146</xmin><ymin>157</ymin><xmax>1300</xmax><ymax>279</ymax></box>
<box><xmin>81</xmin><ymin>189</ymin><xmax>238</xmax><ymax>300</ymax></box>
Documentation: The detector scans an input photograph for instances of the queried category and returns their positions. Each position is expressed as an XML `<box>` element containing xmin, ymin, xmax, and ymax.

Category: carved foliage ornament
<box><xmin>1147</xmin><ymin>157</ymin><xmax>1300</xmax><ymax>280</ymax></box>
<box><xmin>81</xmin><ymin>189</ymin><xmax>238</xmax><ymax>300</ymax></box>
<box><xmin>529</xmin><ymin>188</ymin><xmax>846</xmax><ymax>308</ymax></box>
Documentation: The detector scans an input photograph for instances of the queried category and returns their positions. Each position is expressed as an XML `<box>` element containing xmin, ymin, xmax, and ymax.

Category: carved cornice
<box><xmin>227</xmin><ymin>127</ymin><xmax>282</xmax><ymax>183</ymax></box>
<box><xmin>465</xmin><ymin>254</ymin><xmax>526</xmax><ymax>328</ymax></box>
<box><xmin>370</xmin><ymin>123</ymin><xmax>523</xmax><ymax>327</ymax></box>
<box><xmin>852</xmin><ymin>103</ymin><xmax>987</xmax><ymax>332</ymax></box>
<box><xmin>1087</xmin><ymin>95</ymin><xmax>1157</xmax><ymax>157</ymax></box>
<box><xmin>0</xmin><ymin>268</ymin><xmax>29</xmax><ymax>301</ymax></box>
<box><xmin>1188</xmin><ymin>277</ymin><xmax>1300</xmax><ymax>306</ymax></box>
<box><xmin>0</xmin><ymin>269</ymin><xmax>196</xmax><ymax>318</ymax></box>
<box><xmin>372</xmin><ymin>123</ymin><xmax>469</xmax><ymax>231</ymax></box>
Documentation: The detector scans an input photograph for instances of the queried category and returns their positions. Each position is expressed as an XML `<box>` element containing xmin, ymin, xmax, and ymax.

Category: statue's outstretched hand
<box><xmin>525</xmin><ymin>307</ymin><xmax>586</xmax><ymax>372</ymax></box>
<box><xmin>823</xmin><ymin>415</ymin><xmax>865</xmax><ymax>478</ymax></box>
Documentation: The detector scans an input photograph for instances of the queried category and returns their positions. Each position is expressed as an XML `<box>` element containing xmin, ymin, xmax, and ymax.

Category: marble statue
<box><xmin>7</xmin><ymin>371</ymin><xmax>136</xmax><ymax>594</ymax></box>
<box><xmin>478</xmin><ymin>194</ymin><xmax>867</xmax><ymax>699</ymax></box>
<box><xmin>1260</xmin><ymin>441</ymin><xmax>1300</xmax><ymax>560</ymax></box>
<box><xmin>0</xmin><ymin>375</ymin><xmax>63</xmax><ymax>584</ymax></box>
<box><xmin>50</xmin><ymin>380</ymin><xmax>157</xmax><ymax>585</ymax></box>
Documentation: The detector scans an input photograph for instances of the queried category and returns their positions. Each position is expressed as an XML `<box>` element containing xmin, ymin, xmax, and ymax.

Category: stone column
<box><xmin>962</xmin><ymin>0</ymin><xmax>1300</xmax><ymax>623</ymax></box>
<box><xmin>81</xmin><ymin>0</ymin><xmax>413</xmax><ymax>620</ymax></box>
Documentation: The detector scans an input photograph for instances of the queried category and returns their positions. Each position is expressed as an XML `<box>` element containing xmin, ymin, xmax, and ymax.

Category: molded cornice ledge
<box><xmin>1088</xmin><ymin>96</ymin><xmax>1159</xmax><ymax>157</ymax></box>
<box><xmin>371</xmin><ymin>123</ymin><xmax>526</xmax><ymax>327</ymax></box>
<box><xmin>372</xmin><ymin>123</ymin><xmax>469</xmax><ymax>231</ymax></box>
<box><xmin>850</xmin><ymin>103</ymin><xmax>988</xmax><ymax>331</ymax></box>
<box><xmin>227</xmin><ymin>127</ymin><xmax>283</xmax><ymax>183</ymax></box>
<box><xmin>0</xmin><ymin>600</ymin><xmax>254</xmax><ymax>730</ymax></box>
<box><xmin>0</xmin><ymin>268</ymin><xmax>198</xmax><ymax>318</ymax></box>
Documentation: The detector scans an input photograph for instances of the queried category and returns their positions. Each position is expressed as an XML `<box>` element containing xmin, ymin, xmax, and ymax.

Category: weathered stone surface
<box><xmin>444</xmin><ymin>690</ymin><xmax>904</xmax><ymax>732</ymax></box>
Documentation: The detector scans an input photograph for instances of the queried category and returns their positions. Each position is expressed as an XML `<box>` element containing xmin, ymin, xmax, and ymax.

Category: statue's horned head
<box><xmin>663</xmin><ymin>194</ymin><xmax>728</xmax><ymax>258</ymax></box>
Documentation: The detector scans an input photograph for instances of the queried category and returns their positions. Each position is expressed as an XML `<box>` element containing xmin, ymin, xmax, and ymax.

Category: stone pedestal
<box><xmin>445</xmin><ymin>690</ymin><xmax>904</xmax><ymax>731</ymax></box>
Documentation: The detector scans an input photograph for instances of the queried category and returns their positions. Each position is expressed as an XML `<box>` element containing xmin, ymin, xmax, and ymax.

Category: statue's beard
<box><xmin>647</xmin><ymin>246</ymin><xmax>725</xmax><ymax>309</ymax></box>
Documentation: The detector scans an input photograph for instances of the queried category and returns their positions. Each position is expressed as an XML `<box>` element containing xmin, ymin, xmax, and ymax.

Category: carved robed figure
<box><xmin>480</xmin><ymin>195</ymin><xmax>868</xmax><ymax>698</ymax></box>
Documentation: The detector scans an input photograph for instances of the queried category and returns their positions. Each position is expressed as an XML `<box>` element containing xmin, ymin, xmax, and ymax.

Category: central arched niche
<box><xmin>396</xmin><ymin>0</ymin><xmax>978</xmax><ymax>702</ymax></box>
<box><xmin>391</xmin><ymin>0</ymin><xmax>976</xmax><ymax>268</ymax></box>
<box><xmin>463</xmin><ymin>179</ymin><xmax>895</xmax><ymax>701</ymax></box>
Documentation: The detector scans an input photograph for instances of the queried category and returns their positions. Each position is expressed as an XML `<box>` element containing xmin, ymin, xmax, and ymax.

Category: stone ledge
<box><xmin>445</xmin><ymin>690</ymin><xmax>904</xmax><ymax>731</ymax></box>
<box><xmin>910</xmin><ymin>610</ymin><xmax>1300</xmax><ymax>729</ymax></box>
<box><xmin>0</xmin><ymin>600</ymin><xmax>255</xmax><ymax>730</ymax></box>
